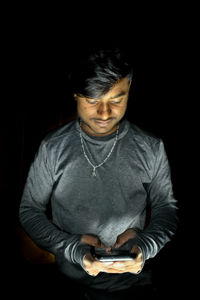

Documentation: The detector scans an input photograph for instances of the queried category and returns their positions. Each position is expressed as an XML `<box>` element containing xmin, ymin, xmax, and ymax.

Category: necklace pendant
<box><xmin>92</xmin><ymin>168</ymin><xmax>96</xmax><ymax>177</ymax></box>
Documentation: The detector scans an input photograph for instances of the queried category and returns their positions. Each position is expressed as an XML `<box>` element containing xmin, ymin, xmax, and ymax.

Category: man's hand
<box><xmin>111</xmin><ymin>245</ymin><xmax>143</xmax><ymax>274</ymax></box>
<box><xmin>112</xmin><ymin>228</ymin><xmax>143</xmax><ymax>274</ymax></box>
<box><xmin>81</xmin><ymin>234</ymin><xmax>105</xmax><ymax>248</ymax></box>
<box><xmin>83</xmin><ymin>253</ymin><xmax>122</xmax><ymax>276</ymax></box>
<box><xmin>83</xmin><ymin>246</ymin><xmax>143</xmax><ymax>276</ymax></box>
<box><xmin>114</xmin><ymin>228</ymin><xmax>137</xmax><ymax>248</ymax></box>
<box><xmin>81</xmin><ymin>234</ymin><xmax>118</xmax><ymax>276</ymax></box>
<box><xmin>82</xmin><ymin>229</ymin><xmax>143</xmax><ymax>276</ymax></box>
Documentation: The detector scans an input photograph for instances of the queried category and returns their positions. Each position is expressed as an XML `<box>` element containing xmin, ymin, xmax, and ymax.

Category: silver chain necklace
<box><xmin>79</xmin><ymin>123</ymin><xmax>119</xmax><ymax>177</ymax></box>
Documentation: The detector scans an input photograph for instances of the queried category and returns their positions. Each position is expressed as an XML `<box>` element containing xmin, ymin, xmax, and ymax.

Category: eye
<box><xmin>86</xmin><ymin>99</ymin><xmax>98</xmax><ymax>104</ymax></box>
<box><xmin>110</xmin><ymin>98</ymin><xmax>123</xmax><ymax>104</ymax></box>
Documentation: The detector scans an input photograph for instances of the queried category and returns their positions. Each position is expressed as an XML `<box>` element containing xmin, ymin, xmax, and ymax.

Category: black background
<box><xmin>1</xmin><ymin>7</ymin><xmax>197</xmax><ymax>297</ymax></box>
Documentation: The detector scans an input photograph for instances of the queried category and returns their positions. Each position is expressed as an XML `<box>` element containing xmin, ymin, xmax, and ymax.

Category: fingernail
<box><xmin>106</xmin><ymin>247</ymin><xmax>111</xmax><ymax>253</ymax></box>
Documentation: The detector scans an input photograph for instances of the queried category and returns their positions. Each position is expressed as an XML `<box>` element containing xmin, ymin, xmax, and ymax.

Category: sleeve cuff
<box><xmin>73</xmin><ymin>241</ymin><xmax>91</xmax><ymax>269</ymax></box>
<box><xmin>64</xmin><ymin>238</ymin><xmax>91</xmax><ymax>269</ymax></box>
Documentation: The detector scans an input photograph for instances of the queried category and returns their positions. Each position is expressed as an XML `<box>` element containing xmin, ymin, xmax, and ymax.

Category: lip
<box><xmin>94</xmin><ymin>120</ymin><xmax>112</xmax><ymax>127</ymax></box>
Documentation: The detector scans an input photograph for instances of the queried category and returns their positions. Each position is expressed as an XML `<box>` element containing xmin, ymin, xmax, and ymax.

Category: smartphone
<box><xmin>93</xmin><ymin>248</ymin><xmax>137</xmax><ymax>262</ymax></box>
<box><xmin>96</xmin><ymin>255</ymin><xmax>136</xmax><ymax>262</ymax></box>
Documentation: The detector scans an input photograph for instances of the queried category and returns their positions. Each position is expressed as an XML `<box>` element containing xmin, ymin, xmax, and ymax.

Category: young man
<box><xmin>19</xmin><ymin>48</ymin><xmax>178</xmax><ymax>299</ymax></box>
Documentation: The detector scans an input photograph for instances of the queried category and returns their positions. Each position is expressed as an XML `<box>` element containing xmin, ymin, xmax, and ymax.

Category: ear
<box><xmin>74</xmin><ymin>93</ymin><xmax>77</xmax><ymax>101</ymax></box>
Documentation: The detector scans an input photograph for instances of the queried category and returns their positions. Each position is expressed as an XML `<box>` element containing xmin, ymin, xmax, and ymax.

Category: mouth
<box><xmin>94</xmin><ymin>119</ymin><xmax>113</xmax><ymax>127</ymax></box>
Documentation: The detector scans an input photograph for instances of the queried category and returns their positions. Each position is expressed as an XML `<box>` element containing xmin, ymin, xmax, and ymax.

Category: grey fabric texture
<box><xmin>19</xmin><ymin>118</ymin><xmax>178</xmax><ymax>291</ymax></box>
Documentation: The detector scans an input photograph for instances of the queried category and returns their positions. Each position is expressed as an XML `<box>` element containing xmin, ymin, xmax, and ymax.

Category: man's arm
<box><xmin>19</xmin><ymin>140</ymin><xmax>91</xmax><ymax>269</ymax></box>
<box><xmin>93</xmin><ymin>139</ymin><xmax>178</xmax><ymax>275</ymax></box>
<box><xmin>115</xmin><ymin>140</ymin><xmax>178</xmax><ymax>265</ymax></box>
<box><xmin>133</xmin><ymin>140</ymin><xmax>178</xmax><ymax>262</ymax></box>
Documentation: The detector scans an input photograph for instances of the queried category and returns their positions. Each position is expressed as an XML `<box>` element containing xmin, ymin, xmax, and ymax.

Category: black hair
<box><xmin>69</xmin><ymin>47</ymin><xmax>133</xmax><ymax>99</ymax></box>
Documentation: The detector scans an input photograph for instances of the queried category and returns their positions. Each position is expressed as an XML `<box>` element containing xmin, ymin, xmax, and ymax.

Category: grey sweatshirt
<box><xmin>19</xmin><ymin>118</ymin><xmax>178</xmax><ymax>292</ymax></box>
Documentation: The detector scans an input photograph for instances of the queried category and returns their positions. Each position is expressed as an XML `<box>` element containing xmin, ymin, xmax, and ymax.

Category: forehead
<box><xmin>92</xmin><ymin>77</ymin><xmax>130</xmax><ymax>100</ymax></box>
<box><xmin>109</xmin><ymin>77</ymin><xmax>130</xmax><ymax>93</ymax></box>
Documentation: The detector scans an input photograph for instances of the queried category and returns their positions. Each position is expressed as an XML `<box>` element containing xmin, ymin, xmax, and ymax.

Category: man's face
<box><xmin>75</xmin><ymin>77</ymin><xmax>131</xmax><ymax>137</ymax></box>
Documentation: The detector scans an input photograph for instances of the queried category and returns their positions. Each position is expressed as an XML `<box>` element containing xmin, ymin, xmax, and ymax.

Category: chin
<box><xmin>81</xmin><ymin>118</ymin><xmax>120</xmax><ymax>136</ymax></box>
<box><xmin>93</xmin><ymin>125</ymin><xmax>117</xmax><ymax>135</ymax></box>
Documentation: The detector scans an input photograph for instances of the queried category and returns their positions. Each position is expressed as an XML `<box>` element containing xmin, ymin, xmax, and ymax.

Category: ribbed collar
<box><xmin>75</xmin><ymin>118</ymin><xmax>130</xmax><ymax>144</ymax></box>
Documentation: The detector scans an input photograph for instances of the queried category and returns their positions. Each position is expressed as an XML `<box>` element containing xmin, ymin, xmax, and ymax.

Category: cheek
<box><xmin>121</xmin><ymin>102</ymin><xmax>128</xmax><ymax>114</ymax></box>
<box><xmin>77</xmin><ymin>102</ymin><xmax>87</xmax><ymax>112</ymax></box>
<box><xmin>77</xmin><ymin>103</ymin><xmax>93</xmax><ymax>118</ymax></box>
<box><xmin>113</xmin><ymin>104</ymin><xmax>127</xmax><ymax>116</ymax></box>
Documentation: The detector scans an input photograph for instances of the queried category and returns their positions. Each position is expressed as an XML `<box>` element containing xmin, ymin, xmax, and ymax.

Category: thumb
<box><xmin>114</xmin><ymin>236</ymin><xmax>122</xmax><ymax>249</ymax></box>
<box><xmin>96</xmin><ymin>240</ymin><xmax>105</xmax><ymax>248</ymax></box>
<box><xmin>114</xmin><ymin>229</ymin><xmax>137</xmax><ymax>248</ymax></box>
<box><xmin>91</xmin><ymin>236</ymin><xmax>105</xmax><ymax>248</ymax></box>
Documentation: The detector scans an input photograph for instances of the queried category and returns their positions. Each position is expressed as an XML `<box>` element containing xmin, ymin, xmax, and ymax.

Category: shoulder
<box><xmin>128</xmin><ymin>121</ymin><xmax>162</xmax><ymax>152</ymax></box>
<box><xmin>41</xmin><ymin>119</ymin><xmax>79</xmax><ymax>152</ymax></box>
<box><xmin>126</xmin><ymin>122</ymin><xmax>167</xmax><ymax>178</ymax></box>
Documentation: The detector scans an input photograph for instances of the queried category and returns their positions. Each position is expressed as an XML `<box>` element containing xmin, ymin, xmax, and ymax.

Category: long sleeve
<box><xmin>19</xmin><ymin>140</ymin><xmax>90</xmax><ymax>268</ymax></box>
<box><xmin>132</xmin><ymin>140</ymin><xmax>178</xmax><ymax>262</ymax></box>
<box><xmin>19</xmin><ymin>119</ymin><xmax>179</xmax><ymax>291</ymax></box>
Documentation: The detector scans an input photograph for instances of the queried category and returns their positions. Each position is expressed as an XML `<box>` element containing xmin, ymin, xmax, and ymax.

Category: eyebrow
<box><xmin>110</xmin><ymin>91</ymin><xmax>127</xmax><ymax>99</ymax></box>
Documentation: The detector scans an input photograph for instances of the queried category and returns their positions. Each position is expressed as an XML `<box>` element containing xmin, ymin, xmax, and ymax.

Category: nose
<box><xmin>97</xmin><ymin>102</ymin><xmax>112</xmax><ymax>119</ymax></box>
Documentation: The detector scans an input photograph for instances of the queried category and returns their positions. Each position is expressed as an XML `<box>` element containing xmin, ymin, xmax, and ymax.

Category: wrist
<box><xmin>73</xmin><ymin>241</ymin><xmax>92</xmax><ymax>269</ymax></box>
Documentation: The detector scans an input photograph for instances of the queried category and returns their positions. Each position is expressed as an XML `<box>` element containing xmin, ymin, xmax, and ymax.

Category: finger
<box><xmin>94</xmin><ymin>260</ymin><xmax>137</xmax><ymax>274</ymax></box>
<box><xmin>81</xmin><ymin>235</ymin><xmax>105</xmax><ymax>248</ymax></box>
<box><xmin>114</xmin><ymin>229</ymin><xmax>136</xmax><ymax>248</ymax></box>
<box><xmin>88</xmin><ymin>270</ymin><xmax>99</xmax><ymax>277</ymax></box>
<box><xmin>114</xmin><ymin>238</ymin><xmax>128</xmax><ymax>248</ymax></box>
<box><xmin>100</xmin><ymin>263</ymin><xmax>134</xmax><ymax>274</ymax></box>
<box><xmin>94</xmin><ymin>260</ymin><xmax>115</xmax><ymax>272</ymax></box>
<box><xmin>114</xmin><ymin>242</ymin><xmax>120</xmax><ymax>248</ymax></box>
<box><xmin>130</xmin><ymin>245</ymin><xmax>139</xmax><ymax>253</ymax></box>
<box><xmin>111</xmin><ymin>261</ymin><xmax>143</xmax><ymax>273</ymax></box>
<box><xmin>112</xmin><ymin>260</ymin><xmax>135</xmax><ymax>268</ymax></box>
<box><xmin>94</xmin><ymin>259</ymin><xmax>141</xmax><ymax>274</ymax></box>
<box><xmin>95</xmin><ymin>261</ymin><xmax>128</xmax><ymax>272</ymax></box>
<box><xmin>98</xmin><ymin>263</ymin><xmax>123</xmax><ymax>274</ymax></box>
<box><xmin>131</xmin><ymin>245</ymin><xmax>143</xmax><ymax>259</ymax></box>
<box><xmin>103</xmin><ymin>268</ymin><xmax>124</xmax><ymax>274</ymax></box>
<box><xmin>114</xmin><ymin>234</ymin><xmax>129</xmax><ymax>248</ymax></box>
<box><xmin>92</xmin><ymin>237</ymin><xmax>105</xmax><ymax>248</ymax></box>
<box><xmin>106</xmin><ymin>247</ymin><xmax>112</xmax><ymax>254</ymax></box>
<box><xmin>97</xmin><ymin>240</ymin><xmax>105</xmax><ymax>248</ymax></box>
<box><xmin>114</xmin><ymin>236</ymin><xmax>123</xmax><ymax>248</ymax></box>
<box><xmin>103</xmin><ymin>262</ymin><xmax>113</xmax><ymax>265</ymax></box>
